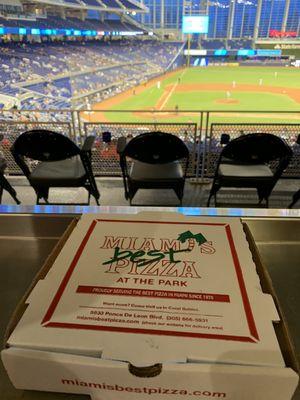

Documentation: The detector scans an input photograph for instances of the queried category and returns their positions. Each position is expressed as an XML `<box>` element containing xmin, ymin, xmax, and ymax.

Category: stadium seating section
<box><xmin>197</xmin><ymin>39</ymin><xmax>252</xmax><ymax>50</ymax></box>
<box><xmin>0</xmin><ymin>16</ymin><xmax>138</xmax><ymax>31</ymax></box>
<box><xmin>0</xmin><ymin>39</ymin><xmax>182</xmax><ymax>110</ymax></box>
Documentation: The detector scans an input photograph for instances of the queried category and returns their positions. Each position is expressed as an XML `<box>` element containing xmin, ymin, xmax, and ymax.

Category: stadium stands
<box><xmin>0</xmin><ymin>0</ymin><xmax>298</xmax><ymax>211</ymax></box>
<box><xmin>101</xmin><ymin>0</ymin><xmax>122</xmax><ymax>8</ymax></box>
<box><xmin>81</xmin><ymin>0</ymin><xmax>103</xmax><ymax>6</ymax></box>
<box><xmin>0</xmin><ymin>39</ymin><xmax>182</xmax><ymax>110</ymax></box>
<box><xmin>200</xmin><ymin>39</ymin><xmax>226</xmax><ymax>49</ymax></box>
<box><xmin>64</xmin><ymin>0</ymin><xmax>81</xmax><ymax>4</ymax></box>
<box><xmin>227</xmin><ymin>39</ymin><xmax>253</xmax><ymax>49</ymax></box>
<box><xmin>119</xmin><ymin>0</ymin><xmax>142</xmax><ymax>9</ymax></box>
<box><xmin>0</xmin><ymin>16</ymin><xmax>139</xmax><ymax>32</ymax></box>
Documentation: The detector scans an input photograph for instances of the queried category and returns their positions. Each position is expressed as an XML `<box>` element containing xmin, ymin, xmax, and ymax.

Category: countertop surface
<box><xmin>0</xmin><ymin>208</ymin><xmax>299</xmax><ymax>399</ymax></box>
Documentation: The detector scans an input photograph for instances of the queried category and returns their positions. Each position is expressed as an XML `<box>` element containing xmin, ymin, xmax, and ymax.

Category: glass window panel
<box><xmin>287</xmin><ymin>0</ymin><xmax>300</xmax><ymax>32</ymax></box>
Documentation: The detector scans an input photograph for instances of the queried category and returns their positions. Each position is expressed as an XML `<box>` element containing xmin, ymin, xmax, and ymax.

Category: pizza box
<box><xmin>2</xmin><ymin>212</ymin><xmax>299</xmax><ymax>400</ymax></box>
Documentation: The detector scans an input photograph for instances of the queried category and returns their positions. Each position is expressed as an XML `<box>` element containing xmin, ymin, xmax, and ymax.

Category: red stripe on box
<box><xmin>42</xmin><ymin>219</ymin><xmax>259</xmax><ymax>343</ymax></box>
<box><xmin>76</xmin><ymin>286</ymin><xmax>230</xmax><ymax>303</ymax></box>
<box><xmin>41</xmin><ymin>220</ymin><xmax>97</xmax><ymax>324</ymax></box>
<box><xmin>96</xmin><ymin>219</ymin><xmax>227</xmax><ymax>226</ymax></box>
<box><xmin>225</xmin><ymin>224</ymin><xmax>259</xmax><ymax>341</ymax></box>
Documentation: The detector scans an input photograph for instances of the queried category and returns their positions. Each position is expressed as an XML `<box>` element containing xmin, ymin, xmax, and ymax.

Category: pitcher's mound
<box><xmin>216</xmin><ymin>99</ymin><xmax>240</xmax><ymax>104</ymax></box>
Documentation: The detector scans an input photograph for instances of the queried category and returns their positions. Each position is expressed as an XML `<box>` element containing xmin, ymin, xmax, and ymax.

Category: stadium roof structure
<box><xmin>20</xmin><ymin>0</ymin><xmax>148</xmax><ymax>12</ymax></box>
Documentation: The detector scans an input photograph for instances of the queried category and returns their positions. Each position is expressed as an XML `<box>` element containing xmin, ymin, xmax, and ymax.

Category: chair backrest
<box><xmin>123</xmin><ymin>131</ymin><xmax>189</xmax><ymax>164</ymax></box>
<box><xmin>11</xmin><ymin>130</ymin><xmax>80</xmax><ymax>162</ymax></box>
<box><xmin>221</xmin><ymin>133</ymin><xmax>292</xmax><ymax>164</ymax></box>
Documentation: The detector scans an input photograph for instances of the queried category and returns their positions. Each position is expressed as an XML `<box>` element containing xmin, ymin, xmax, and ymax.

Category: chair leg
<box><xmin>91</xmin><ymin>187</ymin><xmax>100</xmax><ymax>205</ymax></box>
<box><xmin>265</xmin><ymin>197</ymin><xmax>269</xmax><ymax>208</ymax></box>
<box><xmin>12</xmin><ymin>192</ymin><xmax>21</xmax><ymax>205</ymax></box>
<box><xmin>207</xmin><ymin>184</ymin><xmax>220</xmax><ymax>207</ymax></box>
<box><xmin>257</xmin><ymin>188</ymin><xmax>265</xmax><ymax>206</ymax></box>
<box><xmin>128</xmin><ymin>186</ymin><xmax>138</xmax><ymax>205</ymax></box>
<box><xmin>88</xmin><ymin>189</ymin><xmax>100</xmax><ymax>205</ymax></box>
<box><xmin>257</xmin><ymin>187</ymin><xmax>270</xmax><ymax>208</ymax></box>
<box><xmin>258</xmin><ymin>198</ymin><xmax>268</xmax><ymax>208</ymax></box>
<box><xmin>36</xmin><ymin>189</ymin><xmax>49</xmax><ymax>205</ymax></box>
<box><xmin>36</xmin><ymin>195</ymin><xmax>43</xmax><ymax>205</ymax></box>
<box><xmin>37</xmin><ymin>197</ymin><xmax>49</xmax><ymax>205</ymax></box>
<box><xmin>92</xmin><ymin>192</ymin><xmax>100</xmax><ymax>205</ymax></box>
<box><xmin>85</xmin><ymin>181</ymin><xmax>100</xmax><ymax>205</ymax></box>
<box><xmin>289</xmin><ymin>189</ymin><xmax>300</xmax><ymax>209</ymax></box>
<box><xmin>207</xmin><ymin>193</ymin><xmax>212</xmax><ymax>207</ymax></box>
<box><xmin>0</xmin><ymin>174</ymin><xmax>21</xmax><ymax>204</ymax></box>
<box><xmin>174</xmin><ymin>186</ymin><xmax>184</xmax><ymax>204</ymax></box>
<box><xmin>214</xmin><ymin>192</ymin><xmax>218</xmax><ymax>207</ymax></box>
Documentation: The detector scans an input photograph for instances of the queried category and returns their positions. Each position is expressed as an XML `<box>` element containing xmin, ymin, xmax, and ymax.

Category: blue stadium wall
<box><xmin>134</xmin><ymin>0</ymin><xmax>300</xmax><ymax>39</ymax></box>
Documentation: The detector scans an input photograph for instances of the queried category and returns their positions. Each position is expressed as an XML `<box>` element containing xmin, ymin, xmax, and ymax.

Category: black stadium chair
<box><xmin>289</xmin><ymin>190</ymin><xmax>300</xmax><ymax>208</ymax></box>
<box><xmin>11</xmin><ymin>130</ymin><xmax>100</xmax><ymax>205</ymax></box>
<box><xmin>288</xmin><ymin>134</ymin><xmax>300</xmax><ymax>208</ymax></box>
<box><xmin>0</xmin><ymin>134</ymin><xmax>20</xmax><ymax>205</ymax></box>
<box><xmin>207</xmin><ymin>133</ymin><xmax>293</xmax><ymax>208</ymax></box>
<box><xmin>117</xmin><ymin>131</ymin><xmax>189</xmax><ymax>205</ymax></box>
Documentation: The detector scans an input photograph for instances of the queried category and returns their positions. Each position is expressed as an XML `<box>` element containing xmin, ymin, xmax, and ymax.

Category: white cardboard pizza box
<box><xmin>2</xmin><ymin>212</ymin><xmax>299</xmax><ymax>399</ymax></box>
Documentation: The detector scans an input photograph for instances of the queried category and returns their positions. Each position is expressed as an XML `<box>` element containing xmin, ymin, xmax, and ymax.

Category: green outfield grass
<box><xmin>171</xmin><ymin>66</ymin><xmax>300</xmax><ymax>88</ymax></box>
<box><xmin>102</xmin><ymin>66</ymin><xmax>300</xmax><ymax>124</ymax></box>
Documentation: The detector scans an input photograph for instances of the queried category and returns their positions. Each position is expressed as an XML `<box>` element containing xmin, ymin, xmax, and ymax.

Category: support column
<box><xmin>161</xmin><ymin>0</ymin><xmax>164</xmax><ymax>36</ymax></box>
<box><xmin>141</xmin><ymin>0</ymin><xmax>145</xmax><ymax>25</ymax></box>
<box><xmin>214</xmin><ymin>6</ymin><xmax>217</xmax><ymax>38</ymax></box>
<box><xmin>267</xmin><ymin>0</ymin><xmax>274</xmax><ymax>37</ymax></box>
<box><xmin>227</xmin><ymin>0</ymin><xmax>236</xmax><ymax>40</ymax></box>
<box><xmin>241</xmin><ymin>4</ymin><xmax>245</xmax><ymax>37</ymax></box>
<box><xmin>253</xmin><ymin>0</ymin><xmax>263</xmax><ymax>41</ymax></box>
<box><xmin>281</xmin><ymin>0</ymin><xmax>290</xmax><ymax>32</ymax></box>
<box><xmin>176</xmin><ymin>0</ymin><xmax>180</xmax><ymax>31</ymax></box>
<box><xmin>205</xmin><ymin>0</ymin><xmax>209</xmax><ymax>39</ymax></box>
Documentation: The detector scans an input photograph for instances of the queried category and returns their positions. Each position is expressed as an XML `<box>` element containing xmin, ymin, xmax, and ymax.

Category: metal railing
<box><xmin>0</xmin><ymin>109</ymin><xmax>299</xmax><ymax>179</ymax></box>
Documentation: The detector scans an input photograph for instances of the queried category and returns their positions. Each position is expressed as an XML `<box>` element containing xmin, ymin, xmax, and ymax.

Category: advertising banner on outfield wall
<box><xmin>184</xmin><ymin>49</ymin><xmax>207</xmax><ymax>56</ymax></box>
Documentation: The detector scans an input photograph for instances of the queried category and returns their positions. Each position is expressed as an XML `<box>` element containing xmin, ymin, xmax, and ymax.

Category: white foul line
<box><xmin>159</xmin><ymin>70</ymin><xmax>186</xmax><ymax>111</ymax></box>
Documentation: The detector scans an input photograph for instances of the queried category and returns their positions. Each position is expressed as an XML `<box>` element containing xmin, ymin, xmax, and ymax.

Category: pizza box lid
<box><xmin>7</xmin><ymin>212</ymin><xmax>285</xmax><ymax>368</ymax></box>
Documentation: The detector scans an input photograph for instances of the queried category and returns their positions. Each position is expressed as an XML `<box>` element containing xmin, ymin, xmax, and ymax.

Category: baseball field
<box><xmin>88</xmin><ymin>66</ymin><xmax>300</xmax><ymax>124</ymax></box>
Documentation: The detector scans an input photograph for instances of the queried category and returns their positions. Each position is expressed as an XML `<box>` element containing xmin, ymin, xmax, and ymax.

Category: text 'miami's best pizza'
<box><xmin>8</xmin><ymin>212</ymin><xmax>283</xmax><ymax>367</ymax></box>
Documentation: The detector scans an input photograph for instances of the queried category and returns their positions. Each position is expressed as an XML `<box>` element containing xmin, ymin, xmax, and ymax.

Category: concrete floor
<box><xmin>1</xmin><ymin>176</ymin><xmax>299</xmax><ymax>209</ymax></box>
